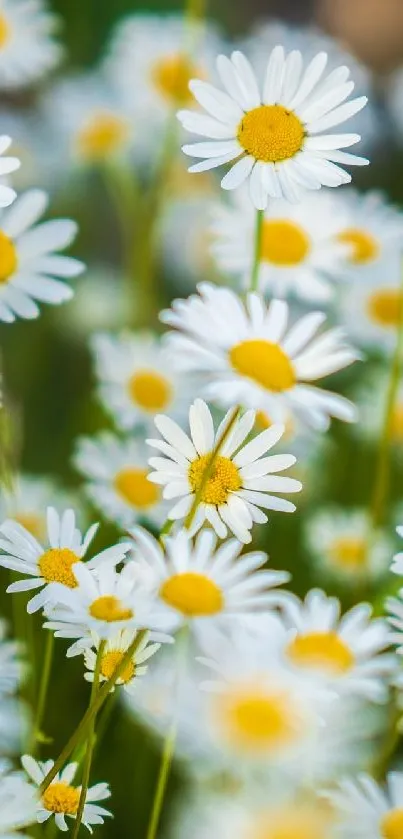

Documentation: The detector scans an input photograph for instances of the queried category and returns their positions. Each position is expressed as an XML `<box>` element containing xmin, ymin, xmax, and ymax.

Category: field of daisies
<box><xmin>3</xmin><ymin>0</ymin><xmax>403</xmax><ymax>838</ymax></box>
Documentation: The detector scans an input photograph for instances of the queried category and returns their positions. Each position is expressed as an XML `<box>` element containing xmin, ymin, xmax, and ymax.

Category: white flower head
<box><xmin>0</xmin><ymin>768</ymin><xmax>37</xmax><ymax>838</ymax></box>
<box><xmin>0</xmin><ymin>189</ymin><xmax>84</xmax><ymax>324</ymax></box>
<box><xmin>390</xmin><ymin>526</ymin><xmax>403</xmax><ymax>578</ymax></box>
<box><xmin>178</xmin><ymin>47</ymin><xmax>368</xmax><ymax>209</ymax></box>
<box><xmin>0</xmin><ymin>506</ymin><xmax>131</xmax><ymax>614</ymax></box>
<box><xmin>0</xmin><ymin>135</ymin><xmax>20</xmax><ymax>207</ymax></box>
<box><xmin>161</xmin><ymin>284</ymin><xmax>359</xmax><ymax>431</ymax></box>
<box><xmin>83</xmin><ymin>628</ymin><xmax>160</xmax><ymax>695</ymax></box>
<box><xmin>147</xmin><ymin>398</ymin><xmax>302</xmax><ymax>544</ymax></box>
<box><xmin>0</xmin><ymin>0</ymin><xmax>62</xmax><ymax>91</ymax></box>
<box><xmin>21</xmin><ymin>756</ymin><xmax>111</xmax><ymax>834</ymax></box>
<box><xmin>328</xmin><ymin>771</ymin><xmax>403</xmax><ymax>839</ymax></box>
<box><xmin>334</xmin><ymin>189</ymin><xmax>403</xmax><ymax>278</ymax></box>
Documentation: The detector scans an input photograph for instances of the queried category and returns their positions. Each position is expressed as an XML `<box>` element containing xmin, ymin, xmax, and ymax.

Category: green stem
<box><xmin>250</xmin><ymin>208</ymin><xmax>264</xmax><ymax>293</ymax></box>
<box><xmin>102</xmin><ymin>160</ymin><xmax>139</xmax><ymax>324</ymax></box>
<box><xmin>159</xmin><ymin>519</ymin><xmax>175</xmax><ymax>543</ymax></box>
<box><xmin>29</xmin><ymin>632</ymin><xmax>54</xmax><ymax>755</ymax></box>
<box><xmin>38</xmin><ymin>630</ymin><xmax>147</xmax><ymax>795</ymax></box>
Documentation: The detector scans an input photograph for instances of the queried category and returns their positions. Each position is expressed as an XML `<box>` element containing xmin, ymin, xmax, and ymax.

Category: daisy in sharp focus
<box><xmin>147</xmin><ymin>398</ymin><xmax>302</xmax><ymax>544</ymax></box>
<box><xmin>21</xmin><ymin>756</ymin><xmax>111</xmax><ymax>834</ymax></box>
<box><xmin>0</xmin><ymin>188</ymin><xmax>84</xmax><ymax>323</ymax></box>
<box><xmin>0</xmin><ymin>506</ymin><xmax>131</xmax><ymax>614</ymax></box>
<box><xmin>83</xmin><ymin>629</ymin><xmax>161</xmax><ymax>695</ymax></box>
<box><xmin>0</xmin><ymin>767</ymin><xmax>37</xmax><ymax>838</ymax></box>
<box><xmin>178</xmin><ymin>47</ymin><xmax>368</xmax><ymax>209</ymax></box>
<box><xmin>210</xmin><ymin>188</ymin><xmax>350</xmax><ymax>302</ymax></box>
<box><xmin>0</xmin><ymin>0</ymin><xmax>62</xmax><ymax>91</ymax></box>
<box><xmin>327</xmin><ymin>771</ymin><xmax>403</xmax><ymax>839</ymax></box>
<box><xmin>161</xmin><ymin>284</ymin><xmax>359</xmax><ymax>430</ymax></box>
<box><xmin>334</xmin><ymin>189</ymin><xmax>403</xmax><ymax>278</ymax></box>
<box><xmin>73</xmin><ymin>432</ymin><xmax>167</xmax><ymax>528</ymax></box>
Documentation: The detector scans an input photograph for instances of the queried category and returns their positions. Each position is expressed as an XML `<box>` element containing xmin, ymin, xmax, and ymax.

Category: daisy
<box><xmin>161</xmin><ymin>284</ymin><xmax>359</xmax><ymax>430</ymax></box>
<box><xmin>83</xmin><ymin>629</ymin><xmax>161</xmax><ymax>695</ymax></box>
<box><xmin>0</xmin><ymin>506</ymin><xmax>130</xmax><ymax>614</ymax></box>
<box><xmin>160</xmin><ymin>196</ymin><xmax>220</xmax><ymax>288</ymax></box>
<box><xmin>90</xmin><ymin>331</ymin><xmax>193</xmax><ymax>432</ymax></box>
<box><xmin>128</xmin><ymin>526</ymin><xmax>290</xmax><ymax>636</ymax></box>
<box><xmin>73</xmin><ymin>432</ymin><xmax>167</xmax><ymax>528</ymax></box>
<box><xmin>304</xmin><ymin>507</ymin><xmax>394</xmax><ymax>584</ymax></box>
<box><xmin>0</xmin><ymin>188</ymin><xmax>84</xmax><ymax>324</ymax></box>
<box><xmin>21</xmin><ymin>756</ymin><xmax>111</xmax><ymax>834</ymax></box>
<box><xmin>0</xmin><ymin>0</ymin><xmax>62</xmax><ymax>91</ymax></box>
<box><xmin>334</xmin><ymin>189</ymin><xmax>403</xmax><ymax>277</ymax></box>
<box><xmin>0</xmin><ymin>768</ymin><xmax>37</xmax><ymax>838</ymax></box>
<box><xmin>0</xmin><ymin>136</ymin><xmax>20</xmax><ymax>207</ymax></box>
<box><xmin>0</xmin><ymin>109</ymin><xmax>53</xmax><ymax>193</ymax></box>
<box><xmin>390</xmin><ymin>525</ymin><xmax>403</xmax><ymax>578</ymax></box>
<box><xmin>178</xmin><ymin>47</ymin><xmax>368</xmax><ymax>209</ymax></box>
<box><xmin>0</xmin><ymin>473</ymin><xmax>77</xmax><ymax>544</ymax></box>
<box><xmin>147</xmin><ymin>398</ymin><xmax>302</xmax><ymax>543</ymax></box>
<box><xmin>328</xmin><ymin>771</ymin><xmax>403</xmax><ymax>839</ymax></box>
<box><xmin>210</xmin><ymin>188</ymin><xmax>349</xmax><ymax>301</ymax></box>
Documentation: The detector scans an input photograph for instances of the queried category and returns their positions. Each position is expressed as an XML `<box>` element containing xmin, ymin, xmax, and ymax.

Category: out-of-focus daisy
<box><xmin>147</xmin><ymin>398</ymin><xmax>301</xmax><ymax>543</ymax></box>
<box><xmin>129</xmin><ymin>526</ymin><xmax>290</xmax><ymax>636</ymax></box>
<box><xmin>335</xmin><ymin>190</ymin><xmax>403</xmax><ymax>277</ymax></box>
<box><xmin>83</xmin><ymin>629</ymin><xmax>160</xmax><ymax>694</ymax></box>
<box><xmin>162</xmin><ymin>284</ymin><xmax>359</xmax><ymax>430</ymax></box>
<box><xmin>305</xmin><ymin>507</ymin><xmax>393</xmax><ymax>583</ymax></box>
<box><xmin>0</xmin><ymin>111</ymin><xmax>52</xmax><ymax>193</ymax></box>
<box><xmin>178</xmin><ymin>47</ymin><xmax>368</xmax><ymax>208</ymax></box>
<box><xmin>0</xmin><ymin>506</ymin><xmax>130</xmax><ymax>614</ymax></box>
<box><xmin>90</xmin><ymin>332</ymin><xmax>193</xmax><ymax>432</ymax></box>
<box><xmin>160</xmin><ymin>196</ymin><xmax>219</xmax><ymax>288</ymax></box>
<box><xmin>0</xmin><ymin>189</ymin><xmax>84</xmax><ymax>324</ymax></box>
<box><xmin>390</xmin><ymin>525</ymin><xmax>403</xmax><ymax>578</ymax></box>
<box><xmin>74</xmin><ymin>432</ymin><xmax>166</xmax><ymax>528</ymax></box>
<box><xmin>328</xmin><ymin>772</ymin><xmax>403</xmax><ymax>839</ymax></box>
<box><xmin>0</xmin><ymin>473</ymin><xmax>77</xmax><ymax>543</ymax></box>
<box><xmin>21</xmin><ymin>756</ymin><xmax>111</xmax><ymax>834</ymax></box>
<box><xmin>60</xmin><ymin>265</ymin><xmax>129</xmax><ymax>338</ymax></box>
<box><xmin>0</xmin><ymin>0</ymin><xmax>62</xmax><ymax>90</ymax></box>
<box><xmin>0</xmin><ymin>767</ymin><xmax>37</xmax><ymax>838</ymax></box>
<box><xmin>353</xmin><ymin>366</ymin><xmax>403</xmax><ymax>446</ymax></box>
<box><xmin>210</xmin><ymin>189</ymin><xmax>349</xmax><ymax>301</ymax></box>
<box><xmin>0</xmin><ymin>136</ymin><xmax>20</xmax><ymax>207</ymax></box>
<box><xmin>338</xmin><ymin>256</ymin><xmax>403</xmax><ymax>353</ymax></box>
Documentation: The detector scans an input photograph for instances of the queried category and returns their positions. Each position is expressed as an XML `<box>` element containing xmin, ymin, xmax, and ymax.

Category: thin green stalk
<box><xmin>102</xmin><ymin>160</ymin><xmax>139</xmax><ymax>324</ymax></box>
<box><xmin>29</xmin><ymin>632</ymin><xmax>54</xmax><ymax>755</ymax></box>
<box><xmin>184</xmin><ymin>406</ymin><xmax>242</xmax><ymax>530</ymax></box>
<box><xmin>38</xmin><ymin>630</ymin><xmax>147</xmax><ymax>795</ymax></box>
<box><xmin>250</xmin><ymin>208</ymin><xmax>264</xmax><ymax>292</ymax></box>
<box><xmin>159</xmin><ymin>519</ymin><xmax>175</xmax><ymax>543</ymax></box>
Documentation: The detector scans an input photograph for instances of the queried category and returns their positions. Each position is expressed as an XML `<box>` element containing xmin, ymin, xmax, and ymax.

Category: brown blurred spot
<box><xmin>317</xmin><ymin>0</ymin><xmax>403</xmax><ymax>73</ymax></box>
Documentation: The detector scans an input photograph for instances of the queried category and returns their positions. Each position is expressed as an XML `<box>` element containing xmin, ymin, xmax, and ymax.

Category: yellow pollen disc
<box><xmin>381</xmin><ymin>809</ymin><xmax>403</xmax><ymax>839</ymax></box>
<box><xmin>328</xmin><ymin>537</ymin><xmax>367</xmax><ymax>570</ymax></box>
<box><xmin>114</xmin><ymin>467</ymin><xmax>160</xmax><ymax>509</ymax></box>
<box><xmin>391</xmin><ymin>403</ymin><xmax>403</xmax><ymax>442</ymax></box>
<box><xmin>152</xmin><ymin>53</ymin><xmax>198</xmax><ymax>104</ymax></box>
<box><xmin>261</xmin><ymin>219</ymin><xmax>310</xmax><ymax>266</ymax></box>
<box><xmin>128</xmin><ymin>369</ymin><xmax>172</xmax><ymax>412</ymax></box>
<box><xmin>160</xmin><ymin>572</ymin><xmax>223</xmax><ymax>617</ymax></box>
<box><xmin>42</xmin><ymin>782</ymin><xmax>80</xmax><ymax>815</ymax></box>
<box><xmin>188</xmin><ymin>453</ymin><xmax>241</xmax><ymax>506</ymax></box>
<box><xmin>216</xmin><ymin>685</ymin><xmax>302</xmax><ymax>753</ymax></box>
<box><xmin>367</xmin><ymin>289</ymin><xmax>403</xmax><ymax>328</ymax></box>
<box><xmin>0</xmin><ymin>231</ymin><xmax>17</xmax><ymax>283</ymax></box>
<box><xmin>0</xmin><ymin>14</ymin><xmax>10</xmax><ymax>49</ymax></box>
<box><xmin>338</xmin><ymin>228</ymin><xmax>379</xmax><ymax>264</ymax></box>
<box><xmin>76</xmin><ymin>112</ymin><xmax>129</xmax><ymax>161</ymax></box>
<box><xmin>14</xmin><ymin>513</ymin><xmax>46</xmax><ymax>542</ymax></box>
<box><xmin>38</xmin><ymin>548</ymin><xmax>80</xmax><ymax>587</ymax></box>
<box><xmin>100</xmin><ymin>649</ymin><xmax>135</xmax><ymax>683</ymax></box>
<box><xmin>251</xmin><ymin>806</ymin><xmax>330</xmax><ymax>839</ymax></box>
<box><xmin>287</xmin><ymin>631</ymin><xmax>355</xmax><ymax>675</ymax></box>
<box><xmin>89</xmin><ymin>595</ymin><xmax>133</xmax><ymax>622</ymax></box>
<box><xmin>237</xmin><ymin>105</ymin><xmax>305</xmax><ymax>163</ymax></box>
<box><xmin>230</xmin><ymin>339</ymin><xmax>296</xmax><ymax>393</ymax></box>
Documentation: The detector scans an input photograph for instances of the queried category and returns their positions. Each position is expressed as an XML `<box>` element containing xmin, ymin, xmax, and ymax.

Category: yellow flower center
<box><xmin>391</xmin><ymin>403</ymin><xmax>403</xmax><ymax>442</ymax></box>
<box><xmin>229</xmin><ymin>339</ymin><xmax>296</xmax><ymax>392</ymax></box>
<box><xmin>152</xmin><ymin>53</ymin><xmax>198</xmax><ymax>104</ymax></box>
<box><xmin>188</xmin><ymin>453</ymin><xmax>241</xmax><ymax>506</ymax></box>
<box><xmin>42</xmin><ymin>782</ymin><xmax>80</xmax><ymax>815</ymax></box>
<box><xmin>38</xmin><ymin>548</ymin><xmax>81</xmax><ymax>588</ymax></box>
<box><xmin>328</xmin><ymin>537</ymin><xmax>367</xmax><ymax>570</ymax></box>
<box><xmin>0</xmin><ymin>14</ymin><xmax>10</xmax><ymax>49</ymax></box>
<box><xmin>114</xmin><ymin>468</ymin><xmax>160</xmax><ymax>509</ymax></box>
<box><xmin>89</xmin><ymin>595</ymin><xmax>133</xmax><ymax>622</ymax></box>
<box><xmin>381</xmin><ymin>809</ymin><xmax>403</xmax><ymax>839</ymax></box>
<box><xmin>250</xmin><ymin>806</ymin><xmax>330</xmax><ymax>839</ymax></box>
<box><xmin>367</xmin><ymin>289</ymin><xmax>403</xmax><ymax>328</ymax></box>
<box><xmin>237</xmin><ymin>105</ymin><xmax>305</xmax><ymax>163</ymax></box>
<box><xmin>215</xmin><ymin>685</ymin><xmax>303</xmax><ymax>753</ymax></box>
<box><xmin>128</xmin><ymin>369</ymin><xmax>172</xmax><ymax>412</ymax></box>
<box><xmin>76</xmin><ymin>112</ymin><xmax>129</xmax><ymax>161</ymax></box>
<box><xmin>261</xmin><ymin>219</ymin><xmax>310</xmax><ymax>266</ymax></box>
<box><xmin>287</xmin><ymin>631</ymin><xmax>355</xmax><ymax>675</ymax></box>
<box><xmin>160</xmin><ymin>571</ymin><xmax>223</xmax><ymax>616</ymax></box>
<box><xmin>100</xmin><ymin>649</ymin><xmax>135</xmax><ymax>683</ymax></box>
<box><xmin>338</xmin><ymin>228</ymin><xmax>379</xmax><ymax>264</ymax></box>
<box><xmin>14</xmin><ymin>513</ymin><xmax>46</xmax><ymax>542</ymax></box>
<box><xmin>0</xmin><ymin>231</ymin><xmax>17</xmax><ymax>283</ymax></box>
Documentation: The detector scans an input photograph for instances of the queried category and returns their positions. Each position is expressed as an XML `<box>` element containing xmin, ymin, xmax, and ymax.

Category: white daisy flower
<box><xmin>390</xmin><ymin>526</ymin><xmax>403</xmax><ymax>578</ymax></box>
<box><xmin>83</xmin><ymin>628</ymin><xmax>161</xmax><ymax>695</ymax></box>
<box><xmin>0</xmin><ymin>473</ymin><xmax>77</xmax><ymax>544</ymax></box>
<box><xmin>0</xmin><ymin>506</ymin><xmax>130</xmax><ymax>614</ymax></box>
<box><xmin>178</xmin><ymin>47</ymin><xmax>368</xmax><ymax>209</ymax></box>
<box><xmin>304</xmin><ymin>507</ymin><xmax>394</xmax><ymax>584</ymax></box>
<box><xmin>338</xmin><ymin>254</ymin><xmax>403</xmax><ymax>353</ymax></box>
<box><xmin>90</xmin><ymin>331</ymin><xmax>193</xmax><ymax>432</ymax></box>
<box><xmin>0</xmin><ymin>0</ymin><xmax>62</xmax><ymax>91</ymax></box>
<box><xmin>21</xmin><ymin>756</ymin><xmax>111</xmax><ymax>834</ymax></box>
<box><xmin>0</xmin><ymin>189</ymin><xmax>84</xmax><ymax>324</ymax></box>
<box><xmin>0</xmin><ymin>768</ymin><xmax>37</xmax><ymax>838</ymax></box>
<box><xmin>0</xmin><ymin>111</ymin><xmax>50</xmax><ymax>193</ymax></box>
<box><xmin>334</xmin><ymin>189</ymin><xmax>403</xmax><ymax>277</ymax></box>
<box><xmin>43</xmin><ymin>562</ymin><xmax>171</xmax><ymax>654</ymax></box>
<box><xmin>73</xmin><ymin>432</ymin><xmax>166</xmax><ymax>528</ymax></box>
<box><xmin>128</xmin><ymin>526</ymin><xmax>290</xmax><ymax>636</ymax></box>
<box><xmin>210</xmin><ymin>188</ymin><xmax>349</xmax><ymax>301</ymax></box>
<box><xmin>161</xmin><ymin>284</ymin><xmax>359</xmax><ymax>430</ymax></box>
<box><xmin>328</xmin><ymin>771</ymin><xmax>403</xmax><ymax>839</ymax></box>
<box><xmin>147</xmin><ymin>398</ymin><xmax>302</xmax><ymax>544</ymax></box>
<box><xmin>0</xmin><ymin>136</ymin><xmax>20</xmax><ymax>207</ymax></box>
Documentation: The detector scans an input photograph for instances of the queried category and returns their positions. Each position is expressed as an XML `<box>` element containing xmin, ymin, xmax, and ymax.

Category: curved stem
<box><xmin>250</xmin><ymin>208</ymin><xmax>264</xmax><ymax>293</ymax></box>
<box><xmin>29</xmin><ymin>632</ymin><xmax>54</xmax><ymax>755</ymax></box>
